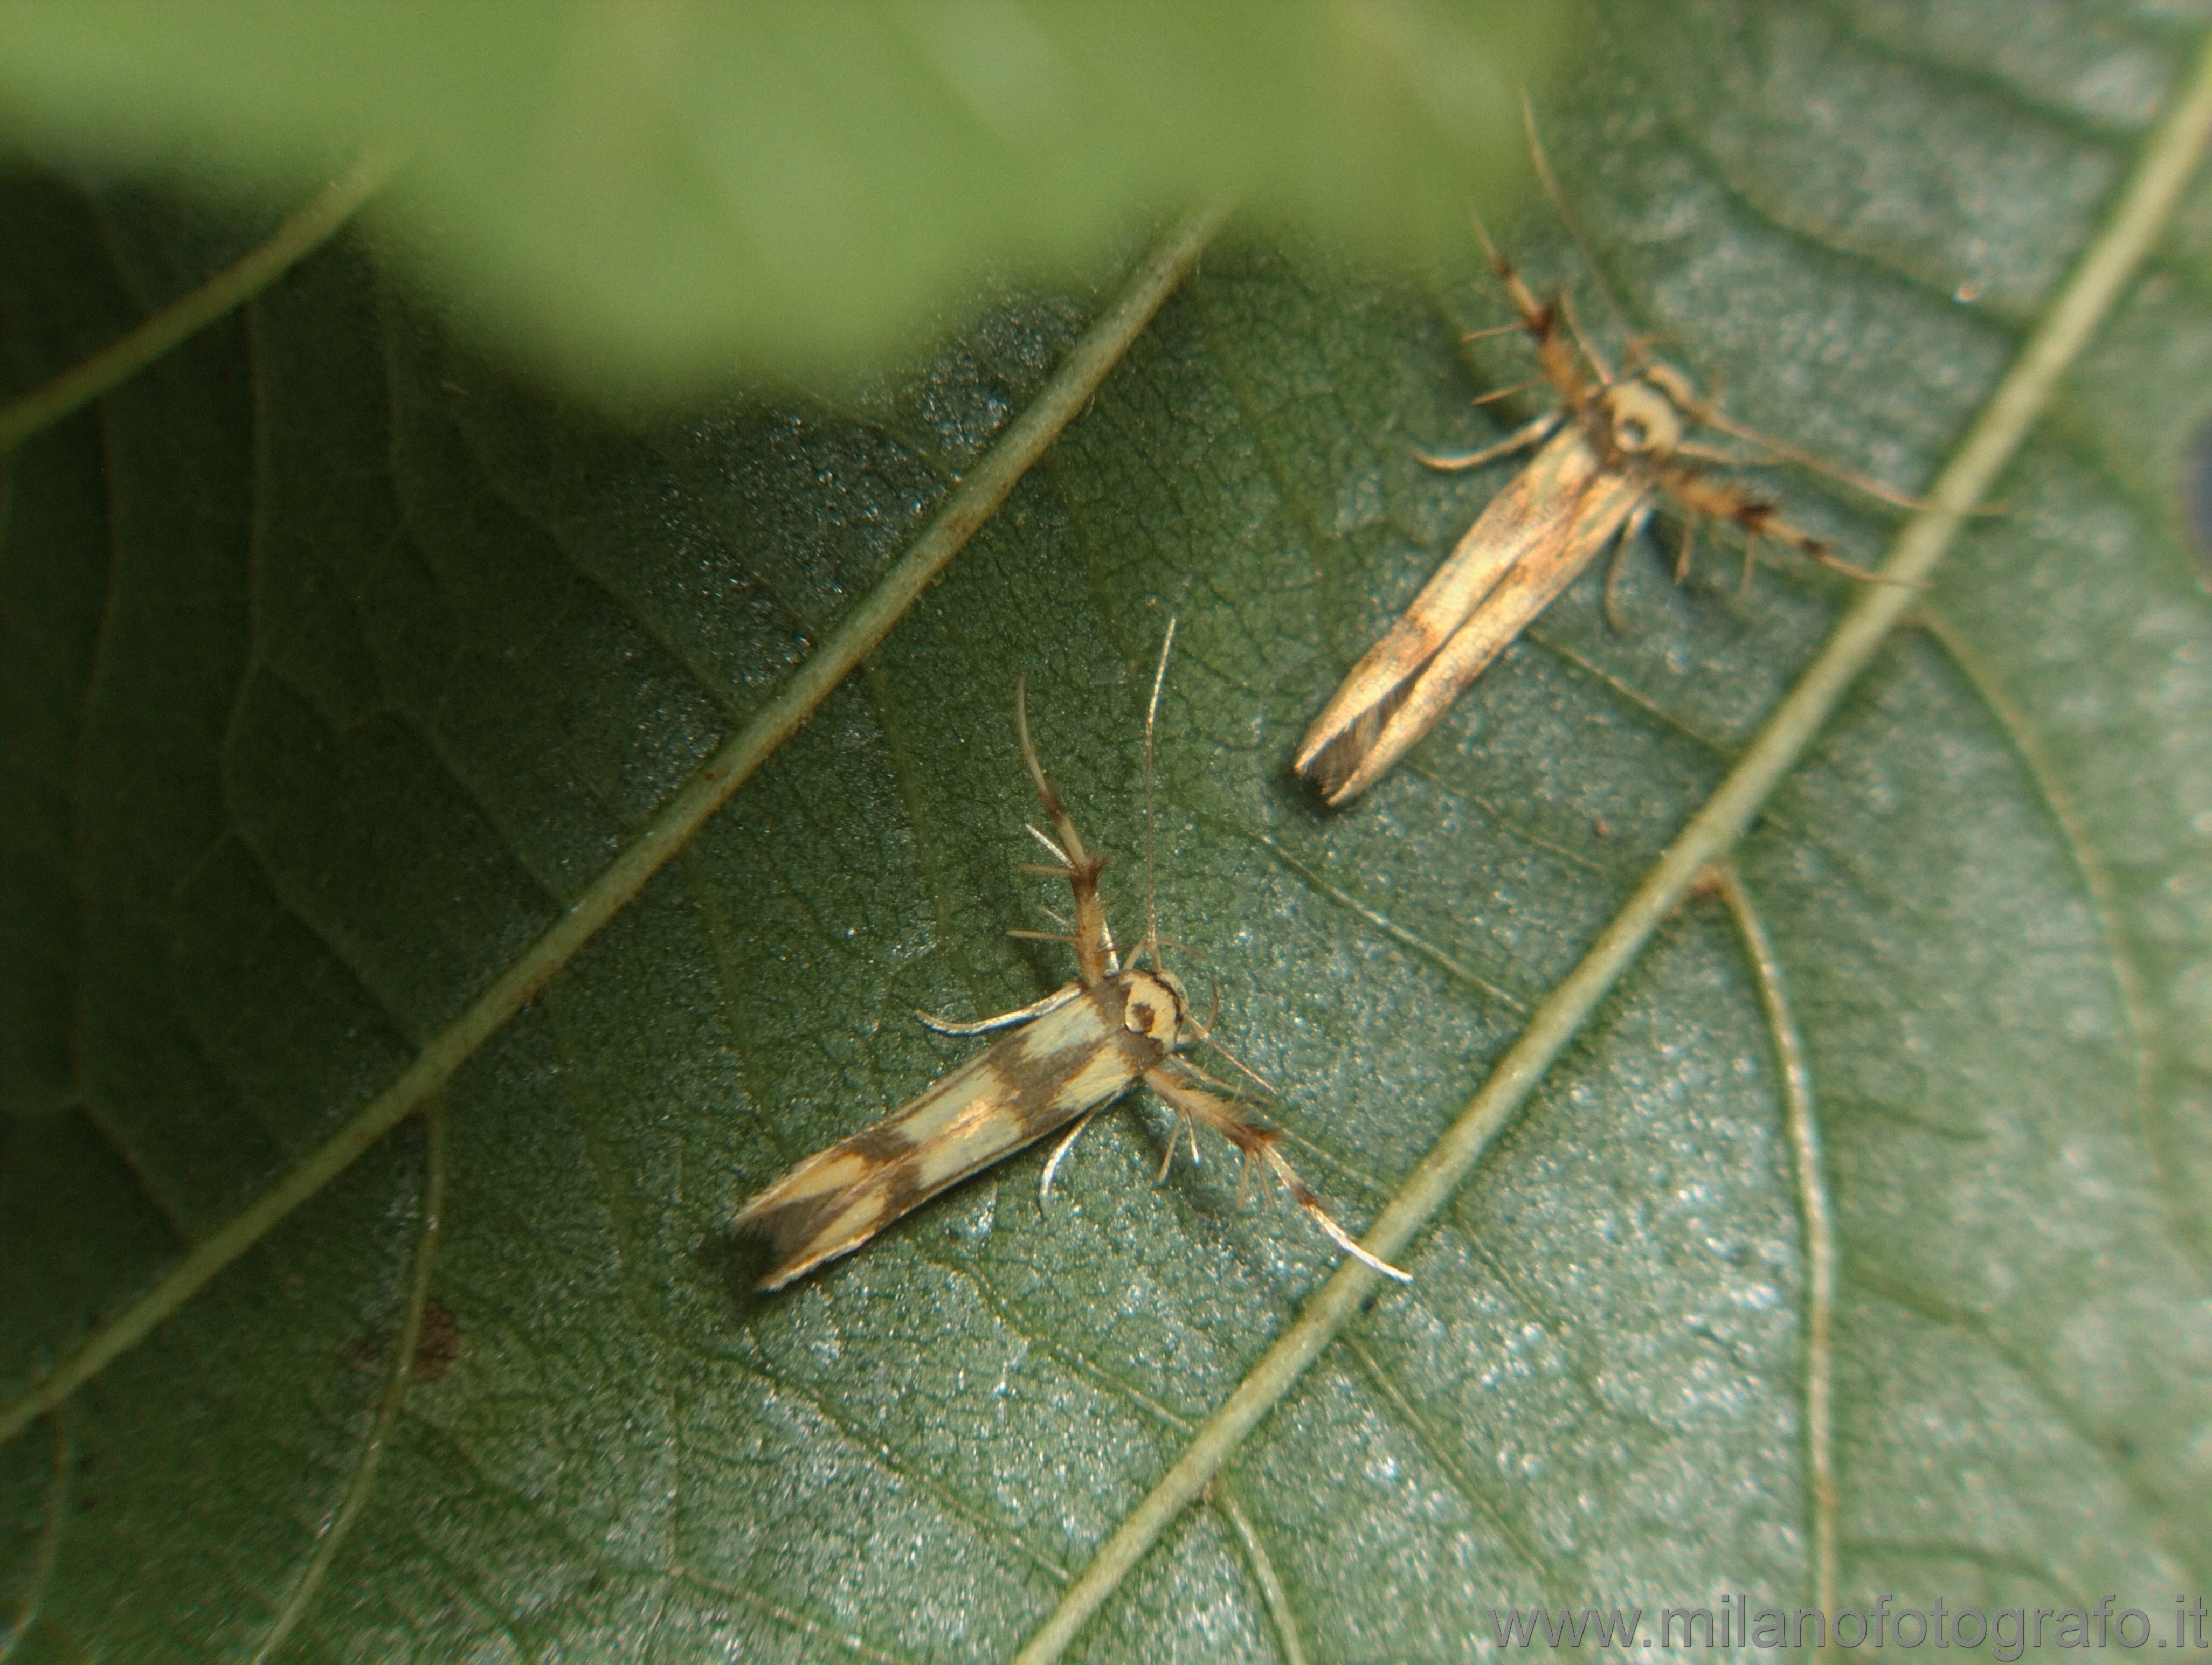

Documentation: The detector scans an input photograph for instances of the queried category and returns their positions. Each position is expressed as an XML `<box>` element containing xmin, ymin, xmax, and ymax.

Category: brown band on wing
<box><xmin>736</xmin><ymin>975</ymin><xmax>1176</xmax><ymax>1288</ymax></box>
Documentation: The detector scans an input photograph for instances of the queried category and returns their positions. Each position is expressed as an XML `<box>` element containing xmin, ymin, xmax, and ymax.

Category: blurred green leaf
<box><xmin>3</xmin><ymin>3</ymin><xmax>2210</xmax><ymax>1660</ymax></box>
<box><xmin>0</xmin><ymin>0</ymin><xmax>1561</xmax><ymax>396</ymax></box>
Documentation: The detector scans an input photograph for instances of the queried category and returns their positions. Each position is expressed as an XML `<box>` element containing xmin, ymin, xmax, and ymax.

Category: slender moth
<box><xmin>736</xmin><ymin>626</ymin><xmax>1409</xmax><ymax>1290</ymax></box>
<box><xmin>1296</xmin><ymin>130</ymin><xmax>1907</xmax><ymax>806</ymax></box>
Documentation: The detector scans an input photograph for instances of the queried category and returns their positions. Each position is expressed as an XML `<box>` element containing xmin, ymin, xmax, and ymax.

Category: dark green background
<box><xmin>4</xmin><ymin>4</ymin><xmax>2208</xmax><ymax>1659</ymax></box>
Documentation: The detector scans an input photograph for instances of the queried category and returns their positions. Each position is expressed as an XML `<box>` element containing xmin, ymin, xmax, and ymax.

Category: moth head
<box><xmin>1120</xmin><ymin>968</ymin><xmax>1189</xmax><ymax>1047</ymax></box>
<box><xmin>1601</xmin><ymin>376</ymin><xmax>1685</xmax><ymax>459</ymax></box>
<box><xmin>1640</xmin><ymin>360</ymin><xmax>1700</xmax><ymax>411</ymax></box>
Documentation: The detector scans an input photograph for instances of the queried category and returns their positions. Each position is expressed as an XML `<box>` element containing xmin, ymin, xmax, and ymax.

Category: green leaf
<box><xmin>0</xmin><ymin>0</ymin><xmax>1560</xmax><ymax>396</ymax></box>
<box><xmin>5</xmin><ymin>6</ymin><xmax>2211</xmax><ymax>1662</ymax></box>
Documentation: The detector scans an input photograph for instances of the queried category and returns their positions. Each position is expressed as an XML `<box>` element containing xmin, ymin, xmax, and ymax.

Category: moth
<box><xmin>1295</xmin><ymin>136</ymin><xmax>1906</xmax><ymax>806</ymax></box>
<box><xmin>736</xmin><ymin>625</ymin><xmax>1409</xmax><ymax>1290</ymax></box>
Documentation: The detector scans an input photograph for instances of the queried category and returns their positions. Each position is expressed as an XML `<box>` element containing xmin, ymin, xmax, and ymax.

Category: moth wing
<box><xmin>735</xmin><ymin>986</ymin><xmax>1143</xmax><ymax>1288</ymax></box>
<box><xmin>1324</xmin><ymin>468</ymin><xmax>1650</xmax><ymax>804</ymax></box>
<box><xmin>1296</xmin><ymin>425</ymin><xmax>1603</xmax><ymax>794</ymax></box>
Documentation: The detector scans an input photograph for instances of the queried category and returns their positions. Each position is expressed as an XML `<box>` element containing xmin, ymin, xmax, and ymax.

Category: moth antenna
<box><xmin>1140</xmin><ymin>616</ymin><xmax>1178</xmax><ymax>972</ymax></box>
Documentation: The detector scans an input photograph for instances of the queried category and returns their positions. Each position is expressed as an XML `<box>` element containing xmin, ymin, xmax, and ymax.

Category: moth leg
<box><xmin>1553</xmin><ymin>288</ymin><xmax>1614</xmax><ymax>386</ymax></box>
<box><xmin>1039</xmin><ymin>1111</ymin><xmax>1097</xmax><ymax>1206</ymax></box>
<box><xmin>1416</xmin><ymin>410</ymin><xmax>1560</xmax><ymax>473</ymax></box>
<box><xmin>1010</xmin><ymin>898</ymin><xmax>1120</xmax><ymax>975</ymax></box>
<box><xmin>1143</xmin><ymin>1066</ymin><xmax>1411</xmax><ymax>1282</ymax></box>
<box><xmin>1676</xmin><ymin>510</ymin><xmax>1701</xmax><ymax>582</ymax></box>
<box><xmin>1656</xmin><ymin>464</ymin><xmax>1892</xmax><ymax>586</ymax></box>
<box><xmin>1163</xmin><ymin>1047</ymin><xmax>1277</xmax><ymax>1102</ymax></box>
<box><xmin>1014</xmin><ymin>678</ymin><xmax>1115</xmax><ymax>986</ymax></box>
<box><xmin>1601</xmin><ymin>498</ymin><xmax>1658</xmax><ymax>636</ymax></box>
<box><xmin>1670</xmin><ymin>438</ymin><xmax>1776</xmax><ymax>470</ymax></box>
<box><xmin>1469</xmin><ymin>376</ymin><xmax>1546</xmax><ymax>408</ymax></box>
<box><xmin>915</xmin><ymin>981</ymin><xmax>1083</xmax><ymax>1037</ymax></box>
<box><xmin>1150</xmin><ymin>1108</ymin><xmax>1204</xmax><ymax>1183</ymax></box>
<box><xmin>1454</xmin><ymin>317</ymin><xmax>1527</xmax><ymax>344</ymax></box>
<box><xmin>1475</xmin><ymin>187</ymin><xmax>1610</xmax><ymax>384</ymax></box>
<box><xmin>1669</xmin><ymin>403</ymin><xmax>1938</xmax><ymax>513</ymax></box>
<box><xmin>1156</xmin><ymin>1119</ymin><xmax>1184</xmax><ymax>1183</ymax></box>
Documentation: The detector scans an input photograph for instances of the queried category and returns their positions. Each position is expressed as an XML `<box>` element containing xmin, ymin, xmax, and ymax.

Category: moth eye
<box><xmin>1617</xmin><ymin>414</ymin><xmax>1650</xmax><ymax>449</ymax></box>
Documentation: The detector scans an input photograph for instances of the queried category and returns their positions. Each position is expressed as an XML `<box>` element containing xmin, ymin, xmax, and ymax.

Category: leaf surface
<box><xmin>3</xmin><ymin>6</ymin><xmax>2209</xmax><ymax>1660</ymax></box>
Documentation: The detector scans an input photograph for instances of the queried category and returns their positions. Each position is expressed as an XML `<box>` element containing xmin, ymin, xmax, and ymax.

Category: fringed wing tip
<box><xmin>1295</xmin><ymin>681</ymin><xmax>1417</xmax><ymax>807</ymax></box>
<box><xmin>734</xmin><ymin>1182</ymin><xmax>879</xmax><ymax>1291</ymax></box>
<box><xmin>736</xmin><ymin>1201</ymin><xmax>862</xmax><ymax>1291</ymax></box>
<box><xmin>1295</xmin><ymin>716</ymin><xmax>1387</xmax><ymax>807</ymax></box>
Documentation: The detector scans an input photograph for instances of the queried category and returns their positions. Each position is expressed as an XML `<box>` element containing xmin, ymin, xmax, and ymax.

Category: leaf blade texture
<box><xmin>3</xmin><ymin>5</ymin><xmax>2209</xmax><ymax>1659</ymax></box>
